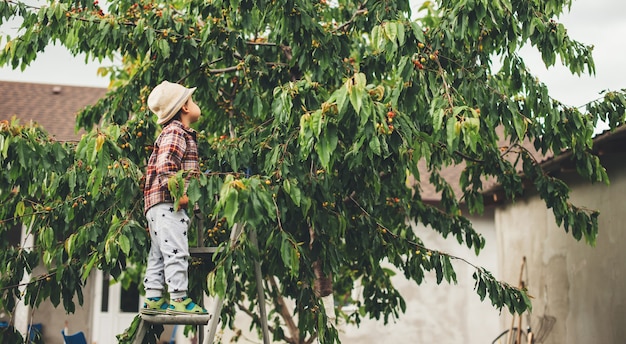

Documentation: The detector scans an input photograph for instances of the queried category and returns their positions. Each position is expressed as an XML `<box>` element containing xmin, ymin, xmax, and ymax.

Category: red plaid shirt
<box><xmin>144</xmin><ymin>120</ymin><xmax>199</xmax><ymax>213</ymax></box>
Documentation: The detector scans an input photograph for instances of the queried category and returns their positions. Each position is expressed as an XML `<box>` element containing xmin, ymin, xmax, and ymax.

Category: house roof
<box><xmin>411</xmin><ymin>126</ymin><xmax>552</xmax><ymax>202</ymax></box>
<box><xmin>0</xmin><ymin>80</ymin><xmax>107</xmax><ymax>141</ymax></box>
<box><xmin>415</xmin><ymin>125</ymin><xmax>626</xmax><ymax>203</ymax></box>
<box><xmin>481</xmin><ymin>125</ymin><xmax>626</xmax><ymax>204</ymax></box>
<box><xmin>530</xmin><ymin>125</ymin><xmax>626</xmax><ymax>175</ymax></box>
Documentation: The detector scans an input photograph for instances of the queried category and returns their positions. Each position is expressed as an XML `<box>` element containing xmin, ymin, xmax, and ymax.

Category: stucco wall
<box><xmin>30</xmin><ymin>271</ymin><xmax>95</xmax><ymax>344</ymax></box>
<box><xmin>495</xmin><ymin>151</ymin><xmax>626</xmax><ymax>344</ymax></box>
<box><xmin>338</xmin><ymin>209</ymin><xmax>502</xmax><ymax>344</ymax></box>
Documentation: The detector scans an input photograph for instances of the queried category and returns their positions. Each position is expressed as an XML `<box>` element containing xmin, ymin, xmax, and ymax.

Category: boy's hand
<box><xmin>177</xmin><ymin>195</ymin><xmax>189</xmax><ymax>210</ymax></box>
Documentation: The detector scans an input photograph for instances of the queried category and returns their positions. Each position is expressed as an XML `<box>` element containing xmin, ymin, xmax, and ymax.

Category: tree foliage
<box><xmin>1</xmin><ymin>0</ymin><xmax>625</xmax><ymax>343</ymax></box>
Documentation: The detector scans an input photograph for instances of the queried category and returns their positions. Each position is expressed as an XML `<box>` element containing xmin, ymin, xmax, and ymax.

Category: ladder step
<box><xmin>190</xmin><ymin>246</ymin><xmax>221</xmax><ymax>256</ymax></box>
<box><xmin>140</xmin><ymin>313</ymin><xmax>211</xmax><ymax>325</ymax></box>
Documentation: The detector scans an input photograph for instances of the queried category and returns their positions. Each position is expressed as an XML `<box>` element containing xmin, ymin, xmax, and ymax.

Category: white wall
<box><xmin>495</xmin><ymin>151</ymin><xmax>626</xmax><ymax>344</ymax></box>
<box><xmin>339</xmin><ymin>209</ymin><xmax>502</xmax><ymax>344</ymax></box>
<box><xmin>30</xmin><ymin>272</ymin><xmax>95</xmax><ymax>344</ymax></box>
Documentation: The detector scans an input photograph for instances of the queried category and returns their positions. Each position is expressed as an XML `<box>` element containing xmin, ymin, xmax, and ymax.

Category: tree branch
<box><xmin>333</xmin><ymin>3</ymin><xmax>368</xmax><ymax>33</ymax></box>
<box><xmin>235</xmin><ymin>302</ymin><xmax>276</xmax><ymax>333</ymax></box>
<box><xmin>4</xmin><ymin>0</ymin><xmax>290</xmax><ymax>73</ymax></box>
<box><xmin>348</xmin><ymin>194</ymin><xmax>483</xmax><ymax>271</ymax></box>
<box><xmin>268</xmin><ymin>275</ymin><xmax>299</xmax><ymax>344</ymax></box>
<box><xmin>305</xmin><ymin>333</ymin><xmax>319</xmax><ymax>344</ymax></box>
<box><xmin>176</xmin><ymin>57</ymin><xmax>223</xmax><ymax>83</ymax></box>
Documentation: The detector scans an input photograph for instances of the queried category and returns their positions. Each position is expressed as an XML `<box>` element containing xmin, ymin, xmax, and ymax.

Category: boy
<box><xmin>141</xmin><ymin>80</ymin><xmax>207</xmax><ymax>315</ymax></box>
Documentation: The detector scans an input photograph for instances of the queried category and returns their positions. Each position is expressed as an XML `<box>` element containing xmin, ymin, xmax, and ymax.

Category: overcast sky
<box><xmin>1</xmin><ymin>0</ymin><xmax>625</xmax><ymax>109</ymax></box>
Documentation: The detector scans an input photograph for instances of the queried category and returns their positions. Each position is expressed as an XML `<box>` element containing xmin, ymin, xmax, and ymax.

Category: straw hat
<box><xmin>147</xmin><ymin>81</ymin><xmax>197</xmax><ymax>125</ymax></box>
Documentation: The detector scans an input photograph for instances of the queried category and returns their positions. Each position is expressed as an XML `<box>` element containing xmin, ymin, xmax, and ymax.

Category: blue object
<box><xmin>0</xmin><ymin>322</ymin><xmax>43</xmax><ymax>343</ymax></box>
<box><xmin>29</xmin><ymin>324</ymin><xmax>43</xmax><ymax>343</ymax></box>
<box><xmin>61</xmin><ymin>329</ymin><xmax>87</xmax><ymax>344</ymax></box>
<box><xmin>169</xmin><ymin>325</ymin><xmax>178</xmax><ymax>344</ymax></box>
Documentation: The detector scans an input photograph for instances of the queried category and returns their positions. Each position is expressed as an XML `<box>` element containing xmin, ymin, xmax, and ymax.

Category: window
<box><xmin>120</xmin><ymin>282</ymin><xmax>139</xmax><ymax>313</ymax></box>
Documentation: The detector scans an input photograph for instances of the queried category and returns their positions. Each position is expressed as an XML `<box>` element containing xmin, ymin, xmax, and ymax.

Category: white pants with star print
<box><xmin>144</xmin><ymin>203</ymin><xmax>190</xmax><ymax>300</ymax></box>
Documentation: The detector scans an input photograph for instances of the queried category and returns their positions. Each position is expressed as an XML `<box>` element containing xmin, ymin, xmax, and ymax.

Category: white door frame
<box><xmin>91</xmin><ymin>271</ymin><xmax>142</xmax><ymax>344</ymax></box>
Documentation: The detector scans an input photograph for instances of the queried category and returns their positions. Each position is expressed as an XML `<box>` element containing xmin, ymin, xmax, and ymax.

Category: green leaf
<box><xmin>475</xmin><ymin>273</ymin><xmax>487</xmax><ymax>301</ymax></box>
<box><xmin>410</xmin><ymin>21</ymin><xmax>425</xmax><ymax>42</ymax></box>
<box><xmin>310</xmin><ymin>110</ymin><xmax>323</xmax><ymax>137</ymax></box>
<box><xmin>68</xmin><ymin>169</ymin><xmax>76</xmax><ymax>192</ymax></box>
<box><xmin>15</xmin><ymin>200</ymin><xmax>25</xmax><ymax>218</ymax></box>
<box><xmin>441</xmin><ymin>256</ymin><xmax>457</xmax><ymax>284</ymax></box>
<box><xmin>215</xmin><ymin>265</ymin><xmax>227</xmax><ymax>297</ymax></box>
<box><xmin>369</xmin><ymin>135</ymin><xmax>381</xmax><ymax>156</ymax></box>
<box><xmin>512</xmin><ymin>113</ymin><xmax>528</xmax><ymax>140</ymax></box>
<box><xmin>118</xmin><ymin>235</ymin><xmax>131</xmax><ymax>255</ymax></box>
<box><xmin>104</xmin><ymin>238</ymin><xmax>115</xmax><ymax>264</ymax></box>
<box><xmin>167</xmin><ymin>172</ymin><xmax>185</xmax><ymax>201</ymax></box>
<box><xmin>371</xmin><ymin>25</ymin><xmax>381</xmax><ymax>50</ymax></box>
<box><xmin>253</xmin><ymin>95</ymin><xmax>263</xmax><ymax>118</ymax></box>
<box><xmin>158</xmin><ymin>39</ymin><xmax>170</xmax><ymax>58</ymax></box>
<box><xmin>54</xmin><ymin>2</ymin><xmax>66</xmax><ymax>20</ymax></box>
<box><xmin>520</xmin><ymin>289</ymin><xmax>532</xmax><ymax>312</ymax></box>
<box><xmin>334</xmin><ymin>84</ymin><xmax>349</xmax><ymax>116</ymax></box>
<box><xmin>446</xmin><ymin>116</ymin><xmax>458</xmax><ymax>150</ymax></box>
<box><xmin>283</xmin><ymin>179</ymin><xmax>301</xmax><ymax>206</ymax></box>
<box><xmin>349</xmin><ymin>85</ymin><xmax>362</xmax><ymax>115</ymax></box>
<box><xmin>317</xmin><ymin>312</ymin><xmax>326</xmax><ymax>339</ymax></box>
<box><xmin>453</xmin><ymin>106</ymin><xmax>469</xmax><ymax>117</ymax></box>
<box><xmin>82</xmin><ymin>254</ymin><xmax>98</xmax><ymax>282</ymax></box>
<box><xmin>187</xmin><ymin>180</ymin><xmax>202</xmax><ymax>206</ymax></box>
<box><xmin>207</xmin><ymin>270</ymin><xmax>216</xmax><ymax>296</ymax></box>
<box><xmin>0</xmin><ymin>135</ymin><xmax>10</xmax><ymax>159</ymax></box>
<box><xmin>348</xmin><ymin>73</ymin><xmax>366</xmax><ymax>115</ymax></box>
<box><xmin>432</xmin><ymin>108</ymin><xmax>445</xmax><ymax>132</ymax></box>
<box><xmin>429</xmin><ymin>96</ymin><xmax>447</xmax><ymax>132</ymax></box>
<box><xmin>41</xmin><ymin>226</ymin><xmax>54</xmax><ymax>249</ymax></box>
<box><xmin>396</xmin><ymin>22</ymin><xmax>405</xmax><ymax>46</ymax></box>
<box><xmin>280</xmin><ymin>234</ymin><xmax>299</xmax><ymax>277</ymax></box>
<box><xmin>290</xmin><ymin>247</ymin><xmax>300</xmax><ymax>276</ymax></box>
<box><xmin>65</xmin><ymin>233</ymin><xmax>77</xmax><ymax>256</ymax></box>
<box><xmin>432</xmin><ymin>254</ymin><xmax>443</xmax><ymax>283</ymax></box>
<box><xmin>146</xmin><ymin>29</ymin><xmax>155</xmax><ymax>46</ymax></box>
<box><xmin>315</xmin><ymin>124</ymin><xmax>338</xmax><ymax>169</ymax></box>
<box><xmin>384</xmin><ymin>21</ymin><xmax>397</xmax><ymax>42</ymax></box>
<box><xmin>273</xmin><ymin>86</ymin><xmax>293</xmax><ymax>123</ymax></box>
<box><xmin>222</xmin><ymin>188</ymin><xmax>239</xmax><ymax>225</ymax></box>
<box><xmin>43</xmin><ymin>251</ymin><xmax>53</xmax><ymax>268</ymax></box>
<box><xmin>90</xmin><ymin>169</ymin><xmax>103</xmax><ymax>197</ymax></box>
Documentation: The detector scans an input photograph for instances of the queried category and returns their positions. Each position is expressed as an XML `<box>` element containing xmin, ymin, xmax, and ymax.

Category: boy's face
<box><xmin>182</xmin><ymin>97</ymin><xmax>201</xmax><ymax>124</ymax></box>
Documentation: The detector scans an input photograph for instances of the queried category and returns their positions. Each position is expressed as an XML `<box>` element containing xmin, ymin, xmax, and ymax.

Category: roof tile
<box><xmin>0</xmin><ymin>81</ymin><xmax>107</xmax><ymax>141</ymax></box>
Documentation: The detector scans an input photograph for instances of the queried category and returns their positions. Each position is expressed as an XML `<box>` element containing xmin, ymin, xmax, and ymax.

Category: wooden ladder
<box><xmin>133</xmin><ymin>221</ymin><xmax>270</xmax><ymax>344</ymax></box>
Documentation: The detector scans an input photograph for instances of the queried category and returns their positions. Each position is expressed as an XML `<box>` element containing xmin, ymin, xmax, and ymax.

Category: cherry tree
<box><xmin>1</xmin><ymin>0</ymin><xmax>624</xmax><ymax>342</ymax></box>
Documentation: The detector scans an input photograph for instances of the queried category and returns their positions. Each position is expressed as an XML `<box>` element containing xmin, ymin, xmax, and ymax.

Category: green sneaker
<box><xmin>141</xmin><ymin>297</ymin><xmax>169</xmax><ymax>315</ymax></box>
<box><xmin>167</xmin><ymin>297</ymin><xmax>207</xmax><ymax>315</ymax></box>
